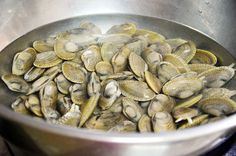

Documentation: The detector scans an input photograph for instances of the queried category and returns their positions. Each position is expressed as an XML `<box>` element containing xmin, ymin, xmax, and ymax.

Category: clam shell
<box><xmin>54</xmin><ymin>73</ymin><xmax>72</xmax><ymax>95</ymax></box>
<box><xmin>173</xmin><ymin>107</ymin><xmax>199</xmax><ymax>123</ymax></box>
<box><xmin>25</xmin><ymin>94</ymin><xmax>42</xmax><ymax>117</ymax></box>
<box><xmin>108</xmin><ymin>120</ymin><xmax>137</xmax><ymax>132</ymax></box>
<box><xmin>126</xmin><ymin>36</ymin><xmax>148</xmax><ymax>55</ymax></box>
<box><xmin>62</xmin><ymin>61</ymin><xmax>87</xmax><ymax>83</ymax></box>
<box><xmin>134</xmin><ymin>29</ymin><xmax>165</xmax><ymax>44</ymax></box>
<box><xmin>165</xmin><ymin>38</ymin><xmax>187</xmax><ymax>50</ymax></box>
<box><xmin>95</xmin><ymin>61</ymin><xmax>113</xmax><ymax>78</ymax></box>
<box><xmin>69</xmin><ymin>83</ymin><xmax>87</xmax><ymax>105</ymax></box>
<box><xmin>12</xmin><ymin>48</ymin><xmax>36</xmax><ymax>75</ymax></box>
<box><xmin>79</xmin><ymin>21</ymin><xmax>102</xmax><ymax>34</ymax></box>
<box><xmin>101</xmin><ymin>42</ymin><xmax>120</xmax><ymax>62</ymax></box>
<box><xmin>163</xmin><ymin>54</ymin><xmax>190</xmax><ymax>73</ymax></box>
<box><xmin>179</xmin><ymin>114</ymin><xmax>208</xmax><ymax>129</ymax></box>
<box><xmin>202</xmin><ymin>88</ymin><xmax>236</xmax><ymax>99</ymax></box>
<box><xmin>34</xmin><ymin>51</ymin><xmax>62</xmax><ymax>68</ymax></box>
<box><xmin>138</xmin><ymin>114</ymin><xmax>152</xmax><ymax>132</ymax></box>
<box><xmin>87</xmin><ymin>72</ymin><xmax>101</xmax><ymax>97</ymax></box>
<box><xmin>163</xmin><ymin>78</ymin><xmax>204</xmax><ymax>99</ymax></box>
<box><xmin>144</xmin><ymin>71</ymin><xmax>162</xmax><ymax>93</ymax></box>
<box><xmin>191</xmin><ymin>49</ymin><xmax>217</xmax><ymax>65</ymax></box>
<box><xmin>33</xmin><ymin>40</ymin><xmax>54</xmax><ymax>53</ymax></box>
<box><xmin>2</xmin><ymin>74</ymin><xmax>30</xmax><ymax>93</ymax></box>
<box><xmin>129</xmin><ymin>52</ymin><xmax>148</xmax><ymax>79</ymax></box>
<box><xmin>98</xmin><ymin>34</ymin><xmax>131</xmax><ymax>45</ymax></box>
<box><xmin>149</xmin><ymin>41</ymin><xmax>172</xmax><ymax>55</ymax></box>
<box><xmin>119</xmin><ymin>80</ymin><xmax>155</xmax><ymax>101</ymax></box>
<box><xmin>24</xmin><ymin>67</ymin><xmax>45</xmax><ymax>82</ymax></box>
<box><xmin>174</xmin><ymin>94</ymin><xmax>203</xmax><ymax>109</ymax></box>
<box><xmin>106</xmin><ymin>23</ymin><xmax>136</xmax><ymax>35</ymax></box>
<box><xmin>111</xmin><ymin>47</ymin><xmax>130</xmax><ymax>73</ymax></box>
<box><xmin>188</xmin><ymin>64</ymin><xmax>216</xmax><ymax>74</ymax></box>
<box><xmin>11</xmin><ymin>96</ymin><xmax>30</xmax><ymax>115</ymax></box>
<box><xmin>57</xmin><ymin>95</ymin><xmax>72</xmax><ymax>115</ymax></box>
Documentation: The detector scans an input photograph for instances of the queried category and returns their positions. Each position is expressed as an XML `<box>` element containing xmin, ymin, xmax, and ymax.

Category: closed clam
<box><xmin>108</xmin><ymin>120</ymin><xmax>137</xmax><ymax>132</ymax></box>
<box><xmin>134</xmin><ymin>29</ymin><xmax>165</xmax><ymax>44</ymax></box>
<box><xmin>126</xmin><ymin>36</ymin><xmax>148</xmax><ymax>55</ymax></box>
<box><xmin>111</xmin><ymin>47</ymin><xmax>130</xmax><ymax>73</ymax></box>
<box><xmin>11</xmin><ymin>96</ymin><xmax>30</xmax><ymax>115</ymax></box>
<box><xmin>172</xmin><ymin>40</ymin><xmax>196</xmax><ymax>63</ymax></box>
<box><xmin>62</xmin><ymin>61</ymin><xmax>87</xmax><ymax>83</ymax></box>
<box><xmin>95</xmin><ymin>61</ymin><xmax>113</xmax><ymax>79</ymax></box>
<box><xmin>2</xmin><ymin>74</ymin><xmax>30</xmax><ymax>93</ymax></box>
<box><xmin>54</xmin><ymin>74</ymin><xmax>72</xmax><ymax>95</ymax></box>
<box><xmin>202</xmin><ymin>88</ymin><xmax>236</xmax><ymax>99</ymax></box>
<box><xmin>56</xmin><ymin>104</ymin><xmax>81</xmax><ymax>127</ymax></box>
<box><xmin>157</xmin><ymin>61</ymin><xmax>180</xmax><ymax>84</ymax></box>
<box><xmin>105</xmin><ymin>71</ymin><xmax>134</xmax><ymax>81</ymax></box>
<box><xmin>174</xmin><ymin>94</ymin><xmax>202</xmax><ymax>109</ymax></box>
<box><xmin>107</xmin><ymin>23</ymin><xmax>136</xmax><ymax>35</ymax></box>
<box><xmin>145</xmin><ymin>71</ymin><xmax>162</xmax><ymax>93</ymax></box>
<box><xmin>33</xmin><ymin>39</ymin><xmax>54</xmax><ymax>53</ymax></box>
<box><xmin>122</xmin><ymin>97</ymin><xmax>143</xmax><ymax>123</ymax></box>
<box><xmin>148</xmin><ymin>94</ymin><xmax>175</xmax><ymax>117</ymax></box>
<box><xmin>87</xmin><ymin>72</ymin><xmax>101</xmax><ymax>97</ymax></box>
<box><xmin>188</xmin><ymin>64</ymin><xmax>216</xmax><ymax>74</ymax></box>
<box><xmin>99</xmin><ymin>80</ymin><xmax>121</xmax><ymax>110</ymax></box>
<box><xmin>34</xmin><ymin>51</ymin><xmax>62</xmax><ymax>68</ymax></box>
<box><xmin>101</xmin><ymin>42</ymin><xmax>120</xmax><ymax>62</ymax></box>
<box><xmin>81</xmin><ymin>45</ymin><xmax>102</xmax><ymax>71</ymax></box>
<box><xmin>24</xmin><ymin>67</ymin><xmax>45</xmax><ymax>82</ymax></box>
<box><xmin>69</xmin><ymin>83</ymin><xmax>87</xmax><ymax>105</ymax></box>
<box><xmin>119</xmin><ymin>80</ymin><xmax>155</xmax><ymax>101</ymax></box>
<box><xmin>198</xmin><ymin>97</ymin><xmax>236</xmax><ymax>116</ymax></box>
<box><xmin>138</xmin><ymin>114</ymin><xmax>152</xmax><ymax>132</ymax></box>
<box><xmin>25</xmin><ymin>94</ymin><xmax>42</xmax><ymax>117</ymax></box>
<box><xmin>129</xmin><ymin>52</ymin><xmax>148</xmax><ymax>79</ymax></box>
<box><xmin>197</xmin><ymin>64</ymin><xmax>235</xmax><ymax>88</ymax></box>
<box><xmin>163</xmin><ymin>54</ymin><xmax>190</xmax><ymax>73</ymax></box>
<box><xmin>171</xmin><ymin>71</ymin><xmax>198</xmax><ymax>81</ymax></box>
<box><xmin>191</xmin><ymin>49</ymin><xmax>217</xmax><ymax>65</ymax></box>
<box><xmin>12</xmin><ymin>48</ymin><xmax>36</xmax><ymax>75</ymax></box>
<box><xmin>163</xmin><ymin>77</ymin><xmax>204</xmax><ymax>99</ymax></box>
<box><xmin>152</xmin><ymin>111</ymin><xmax>176</xmax><ymax>132</ymax></box>
<box><xmin>149</xmin><ymin>41</ymin><xmax>172</xmax><ymax>56</ymax></box>
<box><xmin>173</xmin><ymin>107</ymin><xmax>199</xmax><ymax>123</ymax></box>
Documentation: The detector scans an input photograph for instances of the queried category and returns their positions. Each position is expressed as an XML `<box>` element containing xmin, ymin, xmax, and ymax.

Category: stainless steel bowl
<box><xmin>0</xmin><ymin>14</ymin><xmax>236</xmax><ymax>156</ymax></box>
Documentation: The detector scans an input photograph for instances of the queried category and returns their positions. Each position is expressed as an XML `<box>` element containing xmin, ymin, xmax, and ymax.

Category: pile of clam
<box><xmin>2</xmin><ymin>22</ymin><xmax>236</xmax><ymax>133</ymax></box>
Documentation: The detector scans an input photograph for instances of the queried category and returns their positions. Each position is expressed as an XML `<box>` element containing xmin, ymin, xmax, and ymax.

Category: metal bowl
<box><xmin>0</xmin><ymin>14</ymin><xmax>235</xmax><ymax>156</ymax></box>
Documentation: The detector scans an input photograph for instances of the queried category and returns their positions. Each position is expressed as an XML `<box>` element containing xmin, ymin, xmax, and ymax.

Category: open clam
<box><xmin>191</xmin><ymin>49</ymin><xmax>217</xmax><ymax>65</ymax></box>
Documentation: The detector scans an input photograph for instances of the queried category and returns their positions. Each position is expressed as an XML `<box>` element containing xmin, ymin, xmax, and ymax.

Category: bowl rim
<box><xmin>0</xmin><ymin>13</ymin><xmax>235</xmax><ymax>143</ymax></box>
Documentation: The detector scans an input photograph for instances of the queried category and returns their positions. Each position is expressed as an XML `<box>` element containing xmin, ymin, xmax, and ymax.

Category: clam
<box><xmin>106</xmin><ymin>23</ymin><xmax>136</xmax><ymax>35</ymax></box>
<box><xmin>157</xmin><ymin>61</ymin><xmax>180</xmax><ymax>84</ymax></box>
<box><xmin>148</xmin><ymin>94</ymin><xmax>175</xmax><ymax>117</ymax></box>
<box><xmin>25</xmin><ymin>94</ymin><xmax>42</xmax><ymax>117</ymax></box>
<box><xmin>129</xmin><ymin>52</ymin><xmax>148</xmax><ymax>79</ymax></box>
<box><xmin>81</xmin><ymin>45</ymin><xmax>102</xmax><ymax>72</ymax></box>
<box><xmin>24</xmin><ymin>67</ymin><xmax>45</xmax><ymax>82</ymax></box>
<box><xmin>179</xmin><ymin>114</ymin><xmax>208</xmax><ymax>129</ymax></box>
<box><xmin>95</xmin><ymin>61</ymin><xmax>113</xmax><ymax>79</ymax></box>
<box><xmin>79</xmin><ymin>21</ymin><xmax>102</xmax><ymax>34</ymax></box>
<box><xmin>56</xmin><ymin>104</ymin><xmax>81</xmax><ymax>127</ymax></box>
<box><xmin>171</xmin><ymin>71</ymin><xmax>198</xmax><ymax>81</ymax></box>
<box><xmin>11</xmin><ymin>96</ymin><xmax>30</xmax><ymax>115</ymax></box>
<box><xmin>105</xmin><ymin>71</ymin><xmax>134</xmax><ymax>81</ymax></box>
<box><xmin>34</xmin><ymin>51</ymin><xmax>62</xmax><ymax>68</ymax></box>
<box><xmin>163</xmin><ymin>77</ymin><xmax>204</xmax><ymax>99</ymax></box>
<box><xmin>138</xmin><ymin>114</ymin><xmax>152</xmax><ymax>132</ymax></box>
<box><xmin>33</xmin><ymin>39</ymin><xmax>54</xmax><ymax>53</ymax></box>
<box><xmin>149</xmin><ymin>41</ymin><xmax>172</xmax><ymax>55</ymax></box>
<box><xmin>142</xmin><ymin>48</ymin><xmax>162</xmax><ymax>74</ymax></box>
<box><xmin>119</xmin><ymin>80</ymin><xmax>155</xmax><ymax>101</ymax></box>
<box><xmin>163</xmin><ymin>54</ymin><xmax>190</xmax><ymax>73</ymax></box>
<box><xmin>165</xmin><ymin>38</ymin><xmax>187</xmax><ymax>50</ymax></box>
<box><xmin>202</xmin><ymin>88</ymin><xmax>236</xmax><ymax>99</ymax></box>
<box><xmin>98</xmin><ymin>34</ymin><xmax>131</xmax><ymax>45</ymax></box>
<box><xmin>152</xmin><ymin>111</ymin><xmax>176</xmax><ymax>133</ymax></box>
<box><xmin>71</xmin><ymin>50</ymin><xmax>84</xmax><ymax>65</ymax></box>
<box><xmin>69</xmin><ymin>83</ymin><xmax>87</xmax><ymax>105</ymax></box>
<box><xmin>40</xmin><ymin>81</ymin><xmax>60</xmax><ymax>120</ymax></box>
<box><xmin>173</xmin><ymin>107</ymin><xmax>199</xmax><ymax>124</ymax></box>
<box><xmin>198</xmin><ymin>97</ymin><xmax>236</xmax><ymax>116</ymax></box>
<box><xmin>122</xmin><ymin>97</ymin><xmax>143</xmax><ymax>123</ymax></box>
<box><xmin>62</xmin><ymin>61</ymin><xmax>87</xmax><ymax>83</ymax></box>
<box><xmin>12</xmin><ymin>48</ymin><xmax>36</xmax><ymax>75</ymax></box>
<box><xmin>85</xmin><ymin>111</ymin><xmax>125</xmax><ymax>130</ymax></box>
<box><xmin>144</xmin><ymin>71</ymin><xmax>162</xmax><ymax>93</ymax></box>
<box><xmin>126</xmin><ymin>36</ymin><xmax>148</xmax><ymax>55</ymax></box>
<box><xmin>57</xmin><ymin>95</ymin><xmax>72</xmax><ymax>115</ymax></box>
<box><xmin>172</xmin><ymin>40</ymin><xmax>196</xmax><ymax>63</ymax></box>
<box><xmin>54</xmin><ymin>74</ymin><xmax>72</xmax><ymax>95</ymax></box>
<box><xmin>111</xmin><ymin>47</ymin><xmax>131</xmax><ymax>73</ymax></box>
<box><xmin>108</xmin><ymin>120</ymin><xmax>137</xmax><ymax>132</ymax></box>
<box><xmin>2</xmin><ymin>74</ymin><xmax>30</xmax><ymax>93</ymax></box>
<box><xmin>188</xmin><ymin>64</ymin><xmax>216</xmax><ymax>74</ymax></box>
<box><xmin>174</xmin><ymin>94</ymin><xmax>203</xmax><ymax>109</ymax></box>
<box><xmin>87</xmin><ymin>72</ymin><xmax>101</xmax><ymax>97</ymax></box>
<box><xmin>190</xmin><ymin>49</ymin><xmax>217</xmax><ymax>65</ymax></box>
<box><xmin>79</xmin><ymin>93</ymin><xmax>100</xmax><ymax>127</ymax></box>
<box><xmin>43</xmin><ymin>65</ymin><xmax>62</xmax><ymax>76</ymax></box>
<box><xmin>99</xmin><ymin>80</ymin><xmax>121</xmax><ymax>110</ymax></box>
<box><xmin>101</xmin><ymin>42</ymin><xmax>120</xmax><ymax>62</ymax></box>
<box><xmin>108</xmin><ymin>97</ymin><xmax>123</xmax><ymax>113</ymax></box>
<box><xmin>197</xmin><ymin>64</ymin><xmax>235</xmax><ymax>88</ymax></box>
<box><xmin>134</xmin><ymin>29</ymin><xmax>165</xmax><ymax>44</ymax></box>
